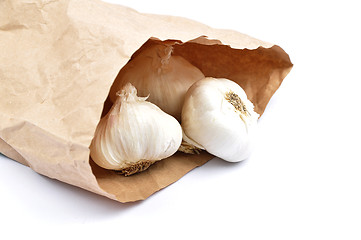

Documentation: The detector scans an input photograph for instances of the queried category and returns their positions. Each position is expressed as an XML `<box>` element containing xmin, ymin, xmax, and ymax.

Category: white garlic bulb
<box><xmin>90</xmin><ymin>83</ymin><xmax>182</xmax><ymax>175</ymax></box>
<box><xmin>109</xmin><ymin>43</ymin><xmax>205</xmax><ymax>121</ymax></box>
<box><xmin>181</xmin><ymin>77</ymin><xmax>259</xmax><ymax>162</ymax></box>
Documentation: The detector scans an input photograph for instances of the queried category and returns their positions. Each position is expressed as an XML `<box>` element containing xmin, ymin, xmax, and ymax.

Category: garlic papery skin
<box><xmin>181</xmin><ymin>77</ymin><xmax>259</xmax><ymax>162</ymax></box>
<box><xmin>109</xmin><ymin>43</ymin><xmax>205</xmax><ymax>121</ymax></box>
<box><xmin>90</xmin><ymin>83</ymin><xmax>182</xmax><ymax>175</ymax></box>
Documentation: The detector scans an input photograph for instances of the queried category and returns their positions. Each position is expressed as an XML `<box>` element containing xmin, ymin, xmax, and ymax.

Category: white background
<box><xmin>1</xmin><ymin>0</ymin><xmax>360</xmax><ymax>239</ymax></box>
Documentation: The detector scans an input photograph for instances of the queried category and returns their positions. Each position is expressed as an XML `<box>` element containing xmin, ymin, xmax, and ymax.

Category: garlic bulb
<box><xmin>90</xmin><ymin>83</ymin><xmax>182</xmax><ymax>176</ymax></box>
<box><xmin>109</xmin><ymin>43</ymin><xmax>205</xmax><ymax>121</ymax></box>
<box><xmin>181</xmin><ymin>77</ymin><xmax>259</xmax><ymax>162</ymax></box>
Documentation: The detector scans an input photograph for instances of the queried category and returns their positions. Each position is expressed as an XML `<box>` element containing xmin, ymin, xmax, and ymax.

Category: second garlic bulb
<box><xmin>90</xmin><ymin>83</ymin><xmax>182</xmax><ymax>175</ymax></box>
<box><xmin>181</xmin><ymin>78</ymin><xmax>259</xmax><ymax>162</ymax></box>
<box><xmin>109</xmin><ymin>43</ymin><xmax>205</xmax><ymax>121</ymax></box>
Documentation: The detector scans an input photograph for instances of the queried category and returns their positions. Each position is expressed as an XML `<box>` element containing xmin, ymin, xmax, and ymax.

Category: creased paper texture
<box><xmin>0</xmin><ymin>0</ymin><xmax>292</xmax><ymax>202</ymax></box>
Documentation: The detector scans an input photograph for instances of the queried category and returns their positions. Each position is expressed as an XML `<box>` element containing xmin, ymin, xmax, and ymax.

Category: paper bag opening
<box><xmin>101</xmin><ymin>36</ymin><xmax>292</xmax><ymax>117</ymax></box>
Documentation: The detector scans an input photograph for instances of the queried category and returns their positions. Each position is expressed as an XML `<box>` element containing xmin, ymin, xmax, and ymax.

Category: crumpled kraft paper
<box><xmin>0</xmin><ymin>0</ymin><xmax>293</xmax><ymax>202</ymax></box>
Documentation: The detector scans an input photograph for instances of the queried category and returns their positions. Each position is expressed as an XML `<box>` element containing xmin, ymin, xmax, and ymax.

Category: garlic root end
<box><xmin>115</xmin><ymin>160</ymin><xmax>156</xmax><ymax>176</ymax></box>
<box><xmin>178</xmin><ymin>141</ymin><xmax>202</xmax><ymax>154</ymax></box>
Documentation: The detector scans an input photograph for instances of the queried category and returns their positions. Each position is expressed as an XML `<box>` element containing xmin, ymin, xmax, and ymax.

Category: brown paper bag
<box><xmin>0</xmin><ymin>0</ymin><xmax>292</xmax><ymax>202</ymax></box>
